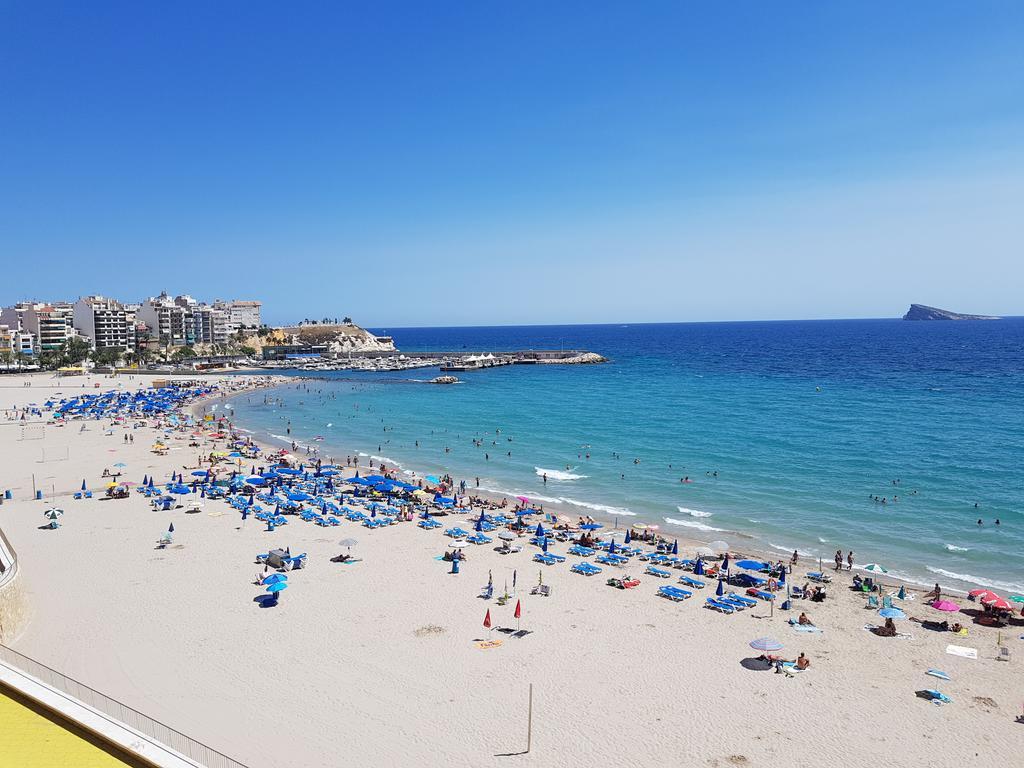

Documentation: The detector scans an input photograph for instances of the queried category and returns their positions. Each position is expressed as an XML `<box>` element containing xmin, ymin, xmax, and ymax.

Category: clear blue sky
<box><xmin>2</xmin><ymin>2</ymin><xmax>1022</xmax><ymax>326</ymax></box>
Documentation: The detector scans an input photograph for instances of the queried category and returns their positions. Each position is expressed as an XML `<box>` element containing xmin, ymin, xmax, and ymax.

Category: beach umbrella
<box><xmin>114</xmin><ymin>462</ymin><xmax>127</xmax><ymax>468</ymax></box>
<box><xmin>694</xmin><ymin>559</ymin><xmax>705</xmax><ymax>576</ymax></box>
<box><xmin>81</xmin><ymin>479</ymin><xmax>87</xmax><ymax>491</ymax></box>
<box><xmin>535</xmin><ymin>523</ymin><xmax>545</xmax><ymax>537</ymax></box>
<box><xmin>266</xmin><ymin>581</ymin><xmax>287</xmax><ymax>593</ymax></box>
<box><xmin>671</xmin><ymin>540</ymin><xmax>679</xmax><ymax>555</ymax></box>
<box><xmin>516</xmin><ymin>496</ymin><xmax>530</xmax><ymax>504</ymax></box>
<box><xmin>722</xmin><ymin>554</ymin><xmax>730</xmax><ymax>571</ymax></box>
<box><xmin>984</xmin><ymin>597</ymin><xmax>1012</xmax><ymax>611</ymax></box>
<box><xmin>483</xmin><ymin>609</ymin><xmax>491</xmax><ymax>630</ymax></box>
<box><xmin>863</xmin><ymin>563</ymin><xmax>888</xmax><ymax>575</ymax></box>
<box><xmin>514</xmin><ymin>599</ymin><xmax>522</xmax><ymax>632</ymax></box>
<box><xmin>931</xmin><ymin>600</ymin><xmax>960</xmax><ymax>612</ymax></box>
<box><xmin>579</xmin><ymin>523</ymin><xmax>602</xmax><ymax>530</ymax></box>
<box><xmin>513</xmin><ymin>569</ymin><xmax>517</xmax><ymax>589</ymax></box>
<box><xmin>263</xmin><ymin>574</ymin><xmax>287</xmax><ymax>584</ymax></box>
<box><xmin>498</xmin><ymin>531</ymin><xmax>516</xmax><ymax>541</ymax></box>
<box><xmin>778</xmin><ymin>569</ymin><xmax>787</xmax><ymax>587</ymax></box>
<box><xmin>191</xmin><ymin>470</ymin><xmax>208</xmax><ymax>477</ymax></box>
<box><xmin>142</xmin><ymin>475</ymin><xmax>148</xmax><ymax>485</ymax></box>
<box><xmin>748</xmin><ymin>637</ymin><xmax>783</xmax><ymax>653</ymax></box>
<box><xmin>624</xmin><ymin>529</ymin><xmax>631</xmax><ymax>544</ymax></box>
<box><xmin>43</xmin><ymin>508</ymin><xmax>64</xmax><ymax>520</ymax></box>
<box><xmin>878</xmin><ymin>607</ymin><xmax>906</xmax><ymax>620</ymax></box>
<box><xmin>339</xmin><ymin>538</ymin><xmax>358</xmax><ymax>550</ymax></box>
<box><xmin>968</xmin><ymin>589</ymin><xmax>1000</xmax><ymax>603</ymax></box>
<box><xmin>475</xmin><ymin>518</ymin><xmax>483</xmax><ymax>532</ymax></box>
<box><xmin>608</xmin><ymin>539</ymin><xmax>616</xmax><ymax>554</ymax></box>
<box><xmin>541</xmin><ymin>538</ymin><xmax>548</xmax><ymax>553</ymax></box>
<box><xmin>716</xmin><ymin>578</ymin><xmax>724</xmax><ymax>596</ymax></box>
<box><xmin>736</xmin><ymin>560</ymin><xmax>768</xmax><ymax>572</ymax></box>
<box><xmin>168</xmin><ymin>523</ymin><xmax>174</xmax><ymax>533</ymax></box>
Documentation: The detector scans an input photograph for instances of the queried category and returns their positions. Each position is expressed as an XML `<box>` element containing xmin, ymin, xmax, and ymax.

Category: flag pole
<box><xmin>526</xmin><ymin>683</ymin><xmax>533</xmax><ymax>753</ymax></box>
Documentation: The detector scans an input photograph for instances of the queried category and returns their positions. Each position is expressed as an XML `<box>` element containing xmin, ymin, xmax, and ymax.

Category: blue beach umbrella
<box><xmin>778</xmin><ymin>569</ymin><xmax>787</xmax><ymax>587</ymax></box>
<box><xmin>716</xmin><ymin>578</ymin><xmax>725</xmax><ymax>596</ymax></box>
<box><xmin>142</xmin><ymin>475</ymin><xmax>148</xmax><ymax>486</ymax></box>
<box><xmin>723</xmin><ymin>554</ymin><xmax>730</xmax><ymax>571</ymax></box>
<box><xmin>475</xmin><ymin>518</ymin><xmax>483</xmax><ymax>532</ymax></box>
<box><xmin>535</xmin><ymin>523</ymin><xmax>545</xmax><ymax>537</ymax></box>
<box><xmin>736</xmin><ymin>559</ymin><xmax>769</xmax><ymax>572</ymax></box>
<box><xmin>168</xmin><ymin>523</ymin><xmax>174</xmax><ymax>533</ymax></box>
<box><xmin>608</xmin><ymin>539</ymin><xmax>616</xmax><ymax>554</ymax></box>
<box><xmin>263</xmin><ymin>574</ymin><xmax>287</xmax><ymax>585</ymax></box>
<box><xmin>694</xmin><ymin>559</ymin><xmax>705</xmax><ymax>576</ymax></box>
<box><xmin>671</xmin><ymin>540</ymin><xmax>679</xmax><ymax>555</ymax></box>
<box><xmin>879</xmin><ymin>607</ymin><xmax>906</xmax><ymax>620</ymax></box>
<box><xmin>266</xmin><ymin>581</ymin><xmax>287</xmax><ymax>593</ymax></box>
<box><xmin>191</xmin><ymin>470</ymin><xmax>208</xmax><ymax>477</ymax></box>
<box><xmin>624</xmin><ymin>529</ymin><xmax>631</xmax><ymax>544</ymax></box>
<box><xmin>81</xmin><ymin>479</ymin><xmax>87</xmax><ymax>491</ymax></box>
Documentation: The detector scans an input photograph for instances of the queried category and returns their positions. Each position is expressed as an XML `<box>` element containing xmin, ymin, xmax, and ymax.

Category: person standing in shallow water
<box><xmin>834</xmin><ymin>550</ymin><xmax>842</xmax><ymax>571</ymax></box>
<box><xmin>847</xmin><ymin>551</ymin><xmax>854</xmax><ymax>571</ymax></box>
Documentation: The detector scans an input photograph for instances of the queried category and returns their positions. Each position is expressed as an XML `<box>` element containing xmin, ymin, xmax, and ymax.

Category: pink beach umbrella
<box><xmin>931</xmin><ymin>600</ymin><xmax>960</xmax><ymax>612</ymax></box>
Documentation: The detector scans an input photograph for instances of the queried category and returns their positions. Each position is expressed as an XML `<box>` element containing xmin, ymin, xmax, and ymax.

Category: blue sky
<box><xmin>1</xmin><ymin>2</ymin><xmax>1022</xmax><ymax>326</ymax></box>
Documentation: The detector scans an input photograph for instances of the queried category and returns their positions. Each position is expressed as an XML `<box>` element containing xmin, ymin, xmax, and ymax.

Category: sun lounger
<box><xmin>534</xmin><ymin>552</ymin><xmax>560</xmax><ymax>566</ymax></box>
<box><xmin>806</xmin><ymin>572</ymin><xmax>832</xmax><ymax>583</ymax></box>
<box><xmin>418</xmin><ymin>518</ymin><xmax>441</xmax><ymax>529</ymax></box>
<box><xmin>467</xmin><ymin>533</ymin><xmax>493</xmax><ymax>545</ymax></box>
<box><xmin>597</xmin><ymin>553</ymin><xmax>628</xmax><ymax>566</ymax></box>
<box><xmin>746</xmin><ymin>588</ymin><xmax>775</xmax><ymax>601</ymax></box>
<box><xmin>678</xmin><ymin>575</ymin><xmax>705</xmax><ymax>589</ymax></box>
<box><xmin>705</xmin><ymin>598</ymin><xmax>735</xmax><ymax>614</ymax></box>
<box><xmin>726</xmin><ymin>592</ymin><xmax>757</xmax><ymax>607</ymax></box>
<box><xmin>530</xmin><ymin>584</ymin><xmax>552</xmax><ymax>597</ymax></box>
<box><xmin>645</xmin><ymin>566</ymin><xmax>671</xmax><ymax>578</ymax></box>
<box><xmin>571</xmin><ymin>562</ymin><xmax>603</xmax><ymax>576</ymax></box>
<box><xmin>658</xmin><ymin>585</ymin><xmax>693</xmax><ymax>601</ymax></box>
<box><xmin>568</xmin><ymin>545</ymin><xmax>595</xmax><ymax>557</ymax></box>
<box><xmin>718</xmin><ymin>596</ymin><xmax>747</xmax><ymax>610</ymax></box>
<box><xmin>444</xmin><ymin>527</ymin><xmax>469</xmax><ymax>538</ymax></box>
<box><xmin>865</xmin><ymin>594</ymin><xmax>879</xmax><ymax>608</ymax></box>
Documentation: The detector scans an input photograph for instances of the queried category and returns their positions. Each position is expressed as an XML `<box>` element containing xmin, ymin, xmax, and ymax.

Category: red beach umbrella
<box><xmin>514</xmin><ymin>600</ymin><xmax>521</xmax><ymax>619</ymax></box>
<box><xmin>483</xmin><ymin>609</ymin><xmax>491</xmax><ymax>629</ymax></box>
<box><xmin>984</xmin><ymin>597</ymin><xmax>1012</xmax><ymax>611</ymax></box>
<box><xmin>969</xmin><ymin>589</ymin><xmax>999</xmax><ymax>601</ymax></box>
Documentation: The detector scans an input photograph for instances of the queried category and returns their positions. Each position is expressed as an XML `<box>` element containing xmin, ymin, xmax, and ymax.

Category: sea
<box><xmin>224</xmin><ymin>319</ymin><xmax>1024</xmax><ymax>594</ymax></box>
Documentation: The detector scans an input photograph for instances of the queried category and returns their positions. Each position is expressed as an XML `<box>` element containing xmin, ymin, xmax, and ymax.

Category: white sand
<box><xmin>0</xmin><ymin>372</ymin><xmax>1021</xmax><ymax>768</ymax></box>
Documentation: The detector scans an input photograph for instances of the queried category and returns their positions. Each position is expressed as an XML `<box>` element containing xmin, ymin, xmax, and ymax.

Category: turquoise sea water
<box><xmin>227</xmin><ymin>319</ymin><xmax>1024</xmax><ymax>593</ymax></box>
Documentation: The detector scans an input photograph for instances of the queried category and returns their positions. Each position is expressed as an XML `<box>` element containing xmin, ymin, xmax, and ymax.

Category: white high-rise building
<box><xmin>213</xmin><ymin>299</ymin><xmax>261</xmax><ymax>333</ymax></box>
<box><xmin>72</xmin><ymin>296</ymin><xmax>134</xmax><ymax>350</ymax></box>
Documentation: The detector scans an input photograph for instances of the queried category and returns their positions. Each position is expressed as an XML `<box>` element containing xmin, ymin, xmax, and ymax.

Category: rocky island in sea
<box><xmin>903</xmin><ymin>303</ymin><xmax>1000</xmax><ymax>321</ymax></box>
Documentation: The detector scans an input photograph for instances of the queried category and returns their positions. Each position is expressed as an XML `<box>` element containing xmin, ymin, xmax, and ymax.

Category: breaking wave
<box><xmin>535</xmin><ymin>467</ymin><xmax>588</xmax><ymax>481</ymax></box>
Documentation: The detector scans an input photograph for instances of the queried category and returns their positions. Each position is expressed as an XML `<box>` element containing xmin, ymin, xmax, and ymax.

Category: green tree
<box><xmin>63</xmin><ymin>337</ymin><xmax>91</xmax><ymax>365</ymax></box>
<box><xmin>239</xmin><ymin>345</ymin><xmax>257</xmax><ymax>357</ymax></box>
<box><xmin>0</xmin><ymin>349</ymin><xmax>12</xmax><ymax>369</ymax></box>
<box><xmin>172</xmin><ymin>346</ymin><xmax>197</xmax><ymax>361</ymax></box>
<box><xmin>91</xmin><ymin>347</ymin><xmax>122</xmax><ymax>367</ymax></box>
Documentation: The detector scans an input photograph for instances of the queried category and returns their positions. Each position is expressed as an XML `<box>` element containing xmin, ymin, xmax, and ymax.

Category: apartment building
<box><xmin>72</xmin><ymin>296</ymin><xmax>135</xmax><ymax>350</ymax></box>
<box><xmin>213</xmin><ymin>299</ymin><xmax>261</xmax><ymax>333</ymax></box>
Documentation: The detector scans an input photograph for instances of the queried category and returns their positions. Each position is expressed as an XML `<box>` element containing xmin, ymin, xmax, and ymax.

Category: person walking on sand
<box><xmin>791</xmin><ymin>550</ymin><xmax>798</xmax><ymax>567</ymax></box>
<box><xmin>834</xmin><ymin>550</ymin><xmax>842</xmax><ymax>571</ymax></box>
<box><xmin>846</xmin><ymin>551</ymin><xmax>854</xmax><ymax>571</ymax></box>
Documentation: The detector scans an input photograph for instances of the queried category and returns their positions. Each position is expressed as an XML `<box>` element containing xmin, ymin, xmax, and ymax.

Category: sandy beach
<box><xmin>1</xmin><ymin>372</ymin><xmax>1021</xmax><ymax>768</ymax></box>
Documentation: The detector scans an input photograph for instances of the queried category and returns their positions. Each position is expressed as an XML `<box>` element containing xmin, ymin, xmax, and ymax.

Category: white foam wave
<box><xmin>559</xmin><ymin>498</ymin><xmax>636</xmax><ymax>516</ymax></box>
<box><xmin>370</xmin><ymin>455</ymin><xmax>403</xmax><ymax>468</ymax></box>
<box><xmin>270</xmin><ymin>433</ymin><xmax>292</xmax><ymax>443</ymax></box>
<box><xmin>677</xmin><ymin>506</ymin><xmax>712</xmax><ymax>518</ymax></box>
<box><xmin>926</xmin><ymin>567</ymin><xmax>1024</xmax><ymax>594</ymax></box>
<box><xmin>535</xmin><ymin>467</ymin><xmax>588</xmax><ymax>481</ymax></box>
<box><xmin>768</xmin><ymin>542</ymin><xmax>814</xmax><ymax>557</ymax></box>
<box><xmin>664</xmin><ymin>516</ymin><xmax>725</xmax><ymax>532</ymax></box>
<box><xmin>944</xmin><ymin>544</ymin><xmax>970</xmax><ymax>552</ymax></box>
<box><xmin>817</xmin><ymin>537</ymin><xmax>828</xmax><ymax>544</ymax></box>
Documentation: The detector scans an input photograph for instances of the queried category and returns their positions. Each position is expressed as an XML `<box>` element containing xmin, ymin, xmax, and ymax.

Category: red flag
<box><xmin>514</xmin><ymin>599</ymin><xmax>521</xmax><ymax>619</ymax></box>
<box><xmin>483</xmin><ymin>609</ymin><xmax>491</xmax><ymax>629</ymax></box>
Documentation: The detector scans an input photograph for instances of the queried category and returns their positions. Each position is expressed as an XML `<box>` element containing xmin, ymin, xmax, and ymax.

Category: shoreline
<box><xmin>216</xmin><ymin>380</ymin><xmax>971</xmax><ymax>597</ymax></box>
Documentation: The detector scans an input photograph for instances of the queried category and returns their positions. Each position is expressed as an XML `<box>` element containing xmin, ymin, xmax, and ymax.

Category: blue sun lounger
<box><xmin>467</xmin><ymin>533</ymin><xmax>492</xmax><ymax>545</ymax></box>
<box><xmin>418</xmin><ymin>518</ymin><xmax>441</xmax><ymax>529</ymax></box>
<box><xmin>597</xmin><ymin>553</ymin><xmax>629</xmax><ymax>566</ymax></box>
<box><xmin>718</xmin><ymin>596</ymin><xmax>748</xmax><ymax>611</ymax></box>
<box><xmin>534</xmin><ymin>552</ymin><xmax>560</xmax><ymax>566</ymax></box>
<box><xmin>806</xmin><ymin>572</ymin><xmax>832</xmax><ymax>583</ymax></box>
<box><xmin>571</xmin><ymin>562</ymin><xmax>603</xmax><ymax>576</ymax></box>
<box><xmin>705</xmin><ymin>598</ymin><xmax>735</xmax><ymax>614</ymax></box>
<box><xmin>568</xmin><ymin>545</ymin><xmax>595</xmax><ymax>557</ymax></box>
<box><xmin>645</xmin><ymin>566</ymin><xmax>672</xmax><ymax>578</ymax></box>
<box><xmin>678</xmin><ymin>575</ymin><xmax>705</xmax><ymax>589</ymax></box>
<box><xmin>657</xmin><ymin>585</ymin><xmax>693</xmax><ymax>602</ymax></box>
<box><xmin>726</xmin><ymin>592</ymin><xmax>758</xmax><ymax>607</ymax></box>
<box><xmin>444</xmin><ymin>527</ymin><xmax>470</xmax><ymax>538</ymax></box>
<box><xmin>748</xmin><ymin>589</ymin><xmax>775</xmax><ymax>601</ymax></box>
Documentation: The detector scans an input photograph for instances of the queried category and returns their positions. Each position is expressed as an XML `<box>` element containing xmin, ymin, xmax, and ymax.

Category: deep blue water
<box><xmin>228</xmin><ymin>319</ymin><xmax>1024</xmax><ymax>593</ymax></box>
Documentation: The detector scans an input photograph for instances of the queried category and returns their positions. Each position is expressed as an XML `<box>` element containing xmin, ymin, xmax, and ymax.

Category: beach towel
<box><xmin>792</xmin><ymin>624</ymin><xmax>823</xmax><ymax>633</ymax></box>
<box><xmin>475</xmin><ymin>640</ymin><xmax>503</xmax><ymax>650</ymax></box>
<box><xmin>945</xmin><ymin>644</ymin><xmax>977</xmax><ymax>659</ymax></box>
